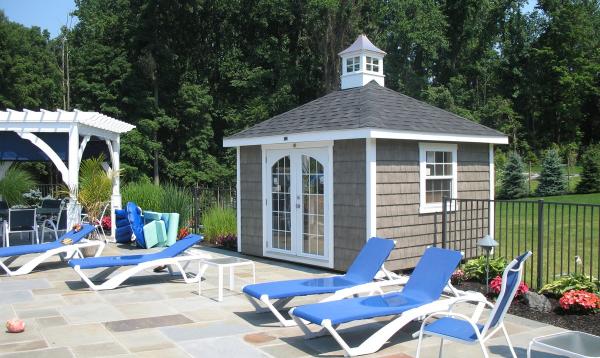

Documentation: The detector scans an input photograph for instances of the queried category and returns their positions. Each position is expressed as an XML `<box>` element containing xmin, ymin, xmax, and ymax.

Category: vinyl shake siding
<box><xmin>376</xmin><ymin>140</ymin><xmax>490</xmax><ymax>270</ymax></box>
<box><xmin>239</xmin><ymin>145</ymin><xmax>263</xmax><ymax>256</ymax></box>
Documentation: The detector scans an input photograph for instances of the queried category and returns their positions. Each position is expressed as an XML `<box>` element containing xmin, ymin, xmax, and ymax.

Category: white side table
<box><xmin>528</xmin><ymin>331</ymin><xmax>600</xmax><ymax>358</ymax></box>
<box><xmin>198</xmin><ymin>257</ymin><xmax>256</xmax><ymax>302</ymax></box>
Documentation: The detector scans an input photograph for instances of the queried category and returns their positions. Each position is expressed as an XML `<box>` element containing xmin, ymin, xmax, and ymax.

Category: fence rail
<box><xmin>442</xmin><ymin>197</ymin><xmax>600</xmax><ymax>289</ymax></box>
<box><xmin>190</xmin><ymin>185</ymin><xmax>236</xmax><ymax>234</ymax></box>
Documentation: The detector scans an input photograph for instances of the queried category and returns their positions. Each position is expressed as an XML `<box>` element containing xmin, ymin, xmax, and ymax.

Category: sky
<box><xmin>0</xmin><ymin>0</ymin><xmax>77</xmax><ymax>37</ymax></box>
<box><xmin>1</xmin><ymin>0</ymin><xmax>538</xmax><ymax>39</ymax></box>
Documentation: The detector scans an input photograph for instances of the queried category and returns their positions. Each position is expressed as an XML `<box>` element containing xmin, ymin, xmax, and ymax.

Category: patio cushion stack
<box><xmin>114</xmin><ymin>209</ymin><xmax>132</xmax><ymax>243</ymax></box>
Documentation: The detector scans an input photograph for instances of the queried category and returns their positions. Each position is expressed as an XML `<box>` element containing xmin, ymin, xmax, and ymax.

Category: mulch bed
<box><xmin>456</xmin><ymin>281</ymin><xmax>600</xmax><ymax>336</ymax></box>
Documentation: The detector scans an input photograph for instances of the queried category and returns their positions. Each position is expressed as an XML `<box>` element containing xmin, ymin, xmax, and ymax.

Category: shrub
<box><xmin>201</xmin><ymin>205</ymin><xmax>236</xmax><ymax>243</ymax></box>
<box><xmin>498</xmin><ymin>151</ymin><xmax>528</xmax><ymax>199</ymax></box>
<box><xmin>0</xmin><ymin>166</ymin><xmax>36</xmax><ymax>206</ymax></box>
<box><xmin>122</xmin><ymin>181</ymin><xmax>164</xmax><ymax>211</ymax></box>
<box><xmin>577</xmin><ymin>144</ymin><xmax>600</xmax><ymax>193</ymax></box>
<box><xmin>462</xmin><ymin>256</ymin><xmax>507</xmax><ymax>283</ymax></box>
<box><xmin>559</xmin><ymin>290</ymin><xmax>600</xmax><ymax>314</ymax></box>
<box><xmin>451</xmin><ymin>269</ymin><xmax>466</xmax><ymax>285</ymax></box>
<box><xmin>216</xmin><ymin>234</ymin><xmax>237</xmax><ymax>251</ymax></box>
<box><xmin>77</xmin><ymin>156</ymin><xmax>114</xmax><ymax>222</ymax></box>
<box><xmin>122</xmin><ymin>181</ymin><xmax>192</xmax><ymax>229</ymax></box>
<box><xmin>536</xmin><ymin>148</ymin><xmax>566</xmax><ymax>197</ymax></box>
<box><xmin>540</xmin><ymin>274</ymin><xmax>600</xmax><ymax>296</ymax></box>
<box><xmin>488</xmin><ymin>275</ymin><xmax>529</xmax><ymax>297</ymax></box>
<box><xmin>160</xmin><ymin>183</ymin><xmax>193</xmax><ymax>229</ymax></box>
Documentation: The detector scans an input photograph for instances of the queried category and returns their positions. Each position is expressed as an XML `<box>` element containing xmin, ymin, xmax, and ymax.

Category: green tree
<box><xmin>536</xmin><ymin>148</ymin><xmax>567</xmax><ymax>196</ymax></box>
<box><xmin>576</xmin><ymin>144</ymin><xmax>600</xmax><ymax>193</ymax></box>
<box><xmin>0</xmin><ymin>11</ymin><xmax>61</xmax><ymax>109</ymax></box>
<box><xmin>498</xmin><ymin>151</ymin><xmax>528</xmax><ymax>199</ymax></box>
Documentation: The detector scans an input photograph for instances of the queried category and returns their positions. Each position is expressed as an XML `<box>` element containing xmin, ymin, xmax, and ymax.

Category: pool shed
<box><xmin>223</xmin><ymin>35</ymin><xmax>508</xmax><ymax>271</ymax></box>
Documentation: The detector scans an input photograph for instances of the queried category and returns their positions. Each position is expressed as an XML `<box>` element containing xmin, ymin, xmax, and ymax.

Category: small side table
<box><xmin>528</xmin><ymin>331</ymin><xmax>600</xmax><ymax>358</ymax></box>
<box><xmin>198</xmin><ymin>257</ymin><xmax>256</xmax><ymax>302</ymax></box>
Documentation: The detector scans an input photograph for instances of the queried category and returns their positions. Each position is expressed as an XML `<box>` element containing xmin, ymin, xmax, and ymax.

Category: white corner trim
<box><xmin>366</xmin><ymin>138</ymin><xmax>377</xmax><ymax>240</ymax></box>
<box><xmin>236</xmin><ymin>146</ymin><xmax>242</xmax><ymax>252</ymax></box>
<box><xmin>489</xmin><ymin>144</ymin><xmax>495</xmax><ymax>236</ymax></box>
<box><xmin>223</xmin><ymin>128</ymin><xmax>508</xmax><ymax>147</ymax></box>
<box><xmin>418</xmin><ymin>143</ymin><xmax>458</xmax><ymax>214</ymax></box>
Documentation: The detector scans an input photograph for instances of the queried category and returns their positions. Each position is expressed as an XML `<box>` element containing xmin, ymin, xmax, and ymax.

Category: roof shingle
<box><xmin>225</xmin><ymin>81</ymin><xmax>505</xmax><ymax>140</ymax></box>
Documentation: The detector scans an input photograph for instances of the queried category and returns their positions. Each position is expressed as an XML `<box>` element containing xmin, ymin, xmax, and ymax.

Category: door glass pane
<box><xmin>302</xmin><ymin>155</ymin><xmax>325</xmax><ymax>256</ymax></box>
<box><xmin>271</xmin><ymin>156</ymin><xmax>291</xmax><ymax>251</ymax></box>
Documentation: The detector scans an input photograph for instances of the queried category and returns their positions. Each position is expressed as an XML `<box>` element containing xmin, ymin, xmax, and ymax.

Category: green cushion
<box><xmin>163</xmin><ymin>213</ymin><xmax>179</xmax><ymax>247</ymax></box>
<box><xmin>143</xmin><ymin>220</ymin><xmax>166</xmax><ymax>248</ymax></box>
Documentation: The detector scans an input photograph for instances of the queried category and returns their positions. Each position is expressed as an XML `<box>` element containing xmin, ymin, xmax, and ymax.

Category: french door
<box><xmin>264</xmin><ymin>147</ymin><xmax>331</xmax><ymax>265</ymax></box>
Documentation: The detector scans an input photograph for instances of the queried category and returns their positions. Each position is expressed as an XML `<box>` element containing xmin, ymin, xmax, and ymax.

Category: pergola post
<box><xmin>110</xmin><ymin>137</ymin><xmax>121</xmax><ymax>237</ymax></box>
<box><xmin>66</xmin><ymin>124</ymin><xmax>81</xmax><ymax>228</ymax></box>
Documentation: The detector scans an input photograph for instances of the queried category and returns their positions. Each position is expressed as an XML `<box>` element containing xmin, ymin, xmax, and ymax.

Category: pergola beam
<box><xmin>15</xmin><ymin>132</ymin><xmax>69</xmax><ymax>183</ymax></box>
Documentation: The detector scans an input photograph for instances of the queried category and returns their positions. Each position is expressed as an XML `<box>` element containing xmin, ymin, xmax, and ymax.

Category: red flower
<box><xmin>559</xmin><ymin>290</ymin><xmax>600</xmax><ymax>313</ymax></box>
<box><xmin>488</xmin><ymin>275</ymin><xmax>529</xmax><ymax>298</ymax></box>
<box><xmin>101</xmin><ymin>216</ymin><xmax>111</xmax><ymax>231</ymax></box>
<box><xmin>177</xmin><ymin>227</ymin><xmax>190</xmax><ymax>240</ymax></box>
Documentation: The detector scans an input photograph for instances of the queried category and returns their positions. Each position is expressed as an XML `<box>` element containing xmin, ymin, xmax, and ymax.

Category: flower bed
<box><xmin>453</xmin><ymin>256</ymin><xmax>600</xmax><ymax>336</ymax></box>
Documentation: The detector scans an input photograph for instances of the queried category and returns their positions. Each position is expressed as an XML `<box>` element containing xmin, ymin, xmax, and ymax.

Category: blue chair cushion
<box><xmin>243</xmin><ymin>237</ymin><xmax>395</xmax><ymax>301</ymax></box>
<box><xmin>68</xmin><ymin>234</ymin><xmax>203</xmax><ymax>269</ymax></box>
<box><xmin>127</xmin><ymin>202</ymin><xmax>146</xmax><ymax>248</ymax></box>
<box><xmin>0</xmin><ymin>224</ymin><xmax>95</xmax><ymax>258</ymax></box>
<box><xmin>243</xmin><ymin>276</ymin><xmax>363</xmax><ymax>300</ymax></box>
<box><xmin>292</xmin><ymin>247</ymin><xmax>462</xmax><ymax>325</ymax></box>
<box><xmin>423</xmin><ymin>317</ymin><xmax>484</xmax><ymax>343</ymax></box>
<box><xmin>293</xmin><ymin>291</ymin><xmax>428</xmax><ymax>325</ymax></box>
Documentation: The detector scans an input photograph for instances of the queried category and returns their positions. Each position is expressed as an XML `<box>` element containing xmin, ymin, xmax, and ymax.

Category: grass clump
<box><xmin>201</xmin><ymin>205</ymin><xmax>236</xmax><ymax>243</ymax></box>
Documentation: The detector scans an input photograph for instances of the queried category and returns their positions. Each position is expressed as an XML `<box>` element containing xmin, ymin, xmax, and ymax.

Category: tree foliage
<box><xmin>577</xmin><ymin>144</ymin><xmax>600</xmax><ymax>193</ymax></box>
<box><xmin>498</xmin><ymin>151</ymin><xmax>528</xmax><ymax>199</ymax></box>
<box><xmin>536</xmin><ymin>148</ymin><xmax>567</xmax><ymax>197</ymax></box>
<box><xmin>1</xmin><ymin>1</ymin><xmax>600</xmax><ymax>187</ymax></box>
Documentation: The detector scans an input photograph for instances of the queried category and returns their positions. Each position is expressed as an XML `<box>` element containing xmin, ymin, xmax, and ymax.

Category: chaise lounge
<box><xmin>0</xmin><ymin>224</ymin><xmax>102</xmax><ymax>276</ymax></box>
<box><xmin>289</xmin><ymin>247</ymin><xmax>473</xmax><ymax>357</ymax></box>
<box><xmin>243</xmin><ymin>237</ymin><xmax>404</xmax><ymax>327</ymax></box>
<box><xmin>68</xmin><ymin>234</ymin><xmax>210</xmax><ymax>290</ymax></box>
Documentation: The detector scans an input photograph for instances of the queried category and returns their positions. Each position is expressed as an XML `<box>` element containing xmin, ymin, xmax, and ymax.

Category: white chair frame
<box><xmin>71</xmin><ymin>253</ymin><xmax>212</xmax><ymax>291</ymax></box>
<box><xmin>0</xmin><ymin>240</ymin><xmax>105</xmax><ymax>276</ymax></box>
<box><xmin>415</xmin><ymin>252</ymin><xmax>532</xmax><ymax>358</ymax></box>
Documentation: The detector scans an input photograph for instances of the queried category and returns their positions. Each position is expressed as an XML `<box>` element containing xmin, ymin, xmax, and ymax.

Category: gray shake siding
<box><xmin>376</xmin><ymin>140</ymin><xmax>490</xmax><ymax>270</ymax></box>
<box><xmin>239</xmin><ymin>146</ymin><xmax>263</xmax><ymax>256</ymax></box>
<box><xmin>333</xmin><ymin>139</ymin><xmax>366</xmax><ymax>271</ymax></box>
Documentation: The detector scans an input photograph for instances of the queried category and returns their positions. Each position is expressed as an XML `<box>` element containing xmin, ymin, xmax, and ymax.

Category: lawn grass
<box><xmin>493</xmin><ymin>193</ymin><xmax>600</xmax><ymax>289</ymax></box>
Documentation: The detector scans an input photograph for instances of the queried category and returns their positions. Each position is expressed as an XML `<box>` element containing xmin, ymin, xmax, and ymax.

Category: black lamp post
<box><xmin>477</xmin><ymin>234</ymin><xmax>499</xmax><ymax>292</ymax></box>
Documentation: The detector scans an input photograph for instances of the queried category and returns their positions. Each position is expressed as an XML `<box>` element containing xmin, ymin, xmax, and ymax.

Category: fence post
<box><xmin>442</xmin><ymin>197</ymin><xmax>448</xmax><ymax>248</ymax></box>
<box><xmin>537</xmin><ymin>199</ymin><xmax>544</xmax><ymax>289</ymax></box>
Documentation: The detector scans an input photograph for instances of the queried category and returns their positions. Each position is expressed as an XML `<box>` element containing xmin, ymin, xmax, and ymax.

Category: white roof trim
<box><xmin>0</xmin><ymin>109</ymin><xmax>135</xmax><ymax>135</ymax></box>
<box><xmin>223</xmin><ymin>128</ymin><xmax>508</xmax><ymax>147</ymax></box>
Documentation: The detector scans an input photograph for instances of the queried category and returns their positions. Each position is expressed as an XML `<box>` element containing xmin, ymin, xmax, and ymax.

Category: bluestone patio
<box><xmin>0</xmin><ymin>242</ymin><xmax>563</xmax><ymax>358</ymax></box>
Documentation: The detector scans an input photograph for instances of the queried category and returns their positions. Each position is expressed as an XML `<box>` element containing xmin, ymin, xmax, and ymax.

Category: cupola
<box><xmin>339</xmin><ymin>34</ymin><xmax>386</xmax><ymax>90</ymax></box>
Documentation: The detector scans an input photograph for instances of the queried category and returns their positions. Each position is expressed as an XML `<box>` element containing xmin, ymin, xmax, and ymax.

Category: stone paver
<box><xmin>0</xmin><ymin>244</ymin><xmax>567</xmax><ymax>357</ymax></box>
<box><xmin>104</xmin><ymin>314</ymin><xmax>193</xmax><ymax>332</ymax></box>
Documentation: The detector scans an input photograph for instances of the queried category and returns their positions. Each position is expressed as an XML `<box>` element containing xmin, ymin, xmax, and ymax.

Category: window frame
<box><xmin>346</xmin><ymin>56</ymin><xmax>360</xmax><ymax>73</ymax></box>
<box><xmin>418</xmin><ymin>143</ymin><xmax>458</xmax><ymax>213</ymax></box>
<box><xmin>366</xmin><ymin>56</ymin><xmax>380</xmax><ymax>73</ymax></box>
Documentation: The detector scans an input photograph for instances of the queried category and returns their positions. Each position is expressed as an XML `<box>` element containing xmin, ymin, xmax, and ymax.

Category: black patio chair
<box><xmin>3</xmin><ymin>208</ymin><xmax>38</xmax><ymax>247</ymax></box>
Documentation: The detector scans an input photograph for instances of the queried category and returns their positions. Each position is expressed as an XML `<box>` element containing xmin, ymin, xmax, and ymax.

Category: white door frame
<box><xmin>261</xmin><ymin>141</ymin><xmax>334</xmax><ymax>268</ymax></box>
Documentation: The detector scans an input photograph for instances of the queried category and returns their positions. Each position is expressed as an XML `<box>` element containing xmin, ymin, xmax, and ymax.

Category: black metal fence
<box><xmin>442</xmin><ymin>197</ymin><xmax>600</xmax><ymax>289</ymax></box>
<box><xmin>190</xmin><ymin>185</ymin><xmax>236</xmax><ymax>233</ymax></box>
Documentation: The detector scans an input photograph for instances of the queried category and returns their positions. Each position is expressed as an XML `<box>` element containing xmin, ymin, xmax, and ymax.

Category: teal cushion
<box><xmin>143</xmin><ymin>220</ymin><xmax>166</xmax><ymax>248</ymax></box>
<box><xmin>164</xmin><ymin>213</ymin><xmax>179</xmax><ymax>247</ymax></box>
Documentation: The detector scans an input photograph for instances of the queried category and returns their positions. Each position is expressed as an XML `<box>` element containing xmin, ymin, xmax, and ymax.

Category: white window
<box><xmin>366</xmin><ymin>56</ymin><xmax>379</xmax><ymax>72</ymax></box>
<box><xmin>346</xmin><ymin>56</ymin><xmax>360</xmax><ymax>73</ymax></box>
<box><xmin>419</xmin><ymin>143</ymin><xmax>457</xmax><ymax>213</ymax></box>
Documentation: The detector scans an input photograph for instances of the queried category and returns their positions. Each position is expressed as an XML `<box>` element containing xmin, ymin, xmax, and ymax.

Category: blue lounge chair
<box><xmin>68</xmin><ymin>234</ymin><xmax>209</xmax><ymax>290</ymax></box>
<box><xmin>289</xmin><ymin>247</ymin><xmax>468</xmax><ymax>357</ymax></box>
<box><xmin>243</xmin><ymin>238</ymin><xmax>400</xmax><ymax>327</ymax></box>
<box><xmin>0</xmin><ymin>224</ymin><xmax>101</xmax><ymax>276</ymax></box>
<box><xmin>415</xmin><ymin>251</ymin><xmax>532</xmax><ymax>358</ymax></box>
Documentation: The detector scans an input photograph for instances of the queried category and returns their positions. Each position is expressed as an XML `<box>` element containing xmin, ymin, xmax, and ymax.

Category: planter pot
<box><xmin>80</xmin><ymin>245</ymin><xmax>99</xmax><ymax>258</ymax></box>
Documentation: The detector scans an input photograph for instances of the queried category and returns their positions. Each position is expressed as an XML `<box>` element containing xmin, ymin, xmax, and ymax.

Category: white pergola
<box><xmin>0</xmin><ymin>109</ymin><xmax>135</xmax><ymax>235</ymax></box>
